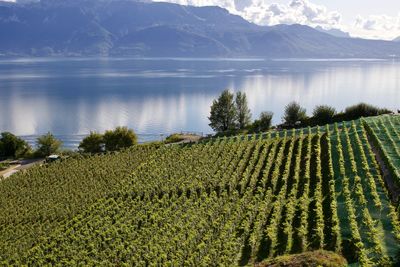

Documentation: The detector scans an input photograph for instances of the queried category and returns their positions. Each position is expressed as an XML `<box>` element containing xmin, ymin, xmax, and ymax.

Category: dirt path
<box><xmin>0</xmin><ymin>164</ymin><xmax>21</xmax><ymax>179</ymax></box>
<box><xmin>0</xmin><ymin>159</ymin><xmax>44</xmax><ymax>180</ymax></box>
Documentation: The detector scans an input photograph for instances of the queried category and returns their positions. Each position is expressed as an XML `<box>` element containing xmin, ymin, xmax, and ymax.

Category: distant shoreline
<box><xmin>0</xmin><ymin>56</ymin><xmax>395</xmax><ymax>62</ymax></box>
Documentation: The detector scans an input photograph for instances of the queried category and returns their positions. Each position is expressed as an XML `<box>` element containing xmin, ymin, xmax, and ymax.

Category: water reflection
<box><xmin>0</xmin><ymin>58</ymin><xmax>399</xmax><ymax>148</ymax></box>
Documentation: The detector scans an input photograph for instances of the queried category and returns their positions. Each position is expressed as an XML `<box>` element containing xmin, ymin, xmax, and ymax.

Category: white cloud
<box><xmin>351</xmin><ymin>14</ymin><xmax>400</xmax><ymax>40</ymax></box>
<box><xmin>154</xmin><ymin>0</ymin><xmax>342</xmax><ymax>29</ymax></box>
<box><xmin>153</xmin><ymin>0</ymin><xmax>400</xmax><ymax>40</ymax></box>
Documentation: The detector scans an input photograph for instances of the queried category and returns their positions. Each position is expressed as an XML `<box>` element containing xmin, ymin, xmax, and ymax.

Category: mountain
<box><xmin>315</xmin><ymin>26</ymin><xmax>351</xmax><ymax>38</ymax></box>
<box><xmin>0</xmin><ymin>0</ymin><xmax>399</xmax><ymax>58</ymax></box>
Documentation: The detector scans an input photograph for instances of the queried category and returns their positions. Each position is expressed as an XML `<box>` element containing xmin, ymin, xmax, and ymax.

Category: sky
<box><xmin>2</xmin><ymin>0</ymin><xmax>400</xmax><ymax>40</ymax></box>
<box><xmin>153</xmin><ymin>0</ymin><xmax>400</xmax><ymax>40</ymax></box>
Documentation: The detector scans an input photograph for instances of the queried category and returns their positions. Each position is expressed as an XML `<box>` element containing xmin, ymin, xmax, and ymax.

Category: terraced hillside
<box><xmin>0</xmin><ymin>116</ymin><xmax>400</xmax><ymax>266</ymax></box>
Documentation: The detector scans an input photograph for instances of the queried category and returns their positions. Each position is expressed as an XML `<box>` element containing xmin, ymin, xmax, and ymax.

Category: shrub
<box><xmin>79</xmin><ymin>132</ymin><xmax>104</xmax><ymax>154</ymax></box>
<box><xmin>282</xmin><ymin>101</ymin><xmax>308</xmax><ymax>127</ymax></box>
<box><xmin>312</xmin><ymin>105</ymin><xmax>336</xmax><ymax>125</ymax></box>
<box><xmin>343</xmin><ymin>103</ymin><xmax>390</xmax><ymax>120</ymax></box>
<box><xmin>103</xmin><ymin>127</ymin><xmax>137</xmax><ymax>152</ymax></box>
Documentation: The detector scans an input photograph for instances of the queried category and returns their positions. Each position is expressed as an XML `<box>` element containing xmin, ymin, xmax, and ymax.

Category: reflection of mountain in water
<box><xmin>0</xmin><ymin>58</ymin><xmax>399</xmax><ymax>149</ymax></box>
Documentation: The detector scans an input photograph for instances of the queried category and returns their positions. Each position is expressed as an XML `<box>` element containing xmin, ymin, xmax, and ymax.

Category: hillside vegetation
<box><xmin>0</xmin><ymin>116</ymin><xmax>400</xmax><ymax>266</ymax></box>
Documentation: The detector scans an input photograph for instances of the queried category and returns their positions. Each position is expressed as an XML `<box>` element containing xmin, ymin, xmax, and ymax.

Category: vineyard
<box><xmin>364</xmin><ymin>116</ymin><xmax>400</xmax><ymax>189</ymax></box>
<box><xmin>0</xmin><ymin>116</ymin><xmax>400</xmax><ymax>266</ymax></box>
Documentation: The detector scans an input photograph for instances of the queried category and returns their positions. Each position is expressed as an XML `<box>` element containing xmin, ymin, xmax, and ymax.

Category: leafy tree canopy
<box><xmin>283</xmin><ymin>101</ymin><xmax>307</xmax><ymax>127</ymax></box>
<box><xmin>253</xmin><ymin>111</ymin><xmax>273</xmax><ymax>132</ymax></box>
<box><xmin>235</xmin><ymin>91</ymin><xmax>251</xmax><ymax>129</ymax></box>
<box><xmin>313</xmin><ymin>105</ymin><xmax>336</xmax><ymax>125</ymax></box>
<box><xmin>79</xmin><ymin>131</ymin><xmax>104</xmax><ymax>154</ymax></box>
<box><xmin>208</xmin><ymin>90</ymin><xmax>237</xmax><ymax>133</ymax></box>
<box><xmin>0</xmin><ymin>132</ymin><xmax>31</xmax><ymax>158</ymax></box>
<box><xmin>103</xmin><ymin>127</ymin><xmax>138</xmax><ymax>152</ymax></box>
<box><xmin>36</xmin><ymin>132</ymin><xmax>62</xmax><ymax>157</ymax></box>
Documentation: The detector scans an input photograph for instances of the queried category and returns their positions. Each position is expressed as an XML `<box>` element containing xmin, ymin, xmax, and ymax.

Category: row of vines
<box><xmin>1</xmin><ymin>116</ymin><xmax>400</xmax><ymax>265</ymax></box>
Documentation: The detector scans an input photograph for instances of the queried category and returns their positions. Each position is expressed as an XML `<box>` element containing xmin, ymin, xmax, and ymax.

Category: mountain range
<box><xmin>314</xmin><ymin>26</ymin><xmax>351</xmax><ymax>39</ymax></box>
<box><xmin>1</xmin><ymin>0</ymin><xmax>400</xmax><ymax>58</ymax></box>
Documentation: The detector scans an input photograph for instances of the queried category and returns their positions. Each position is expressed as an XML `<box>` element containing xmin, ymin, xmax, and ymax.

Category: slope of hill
<box><xmin>1</xmin><ymin>115</ymin><xmax>400</xmax><ymax>265</ymax></box>
<box><xmin>0</xmin><ymin>0</ymin><xmax>400</xmax><ymax>57</ymax></box>
<box><xmin>315</xmin><ymin>26</ymin><xmax>351</xmax><ymax>38</ymax></box>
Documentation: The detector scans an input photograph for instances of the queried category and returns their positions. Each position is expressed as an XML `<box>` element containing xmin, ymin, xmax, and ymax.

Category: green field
<box><xmin>1</xmin><ymin>116</ymin><xmax>400</xmax><ymax>266</ymax></box>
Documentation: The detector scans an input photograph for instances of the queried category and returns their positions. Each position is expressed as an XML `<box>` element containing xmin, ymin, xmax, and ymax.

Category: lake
<box><xmin>0</xmin><ymin>57</ymin><xmax>399</xmax><ymax>149</ymax></box>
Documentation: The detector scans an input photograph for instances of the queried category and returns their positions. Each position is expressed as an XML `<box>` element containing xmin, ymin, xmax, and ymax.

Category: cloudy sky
<box><xmin>153</xmin><ymin>0</ymin><xmax>400</xmax><ymax>40</ymax></box>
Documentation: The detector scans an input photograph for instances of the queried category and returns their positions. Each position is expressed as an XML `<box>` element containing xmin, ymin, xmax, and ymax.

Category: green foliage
<box><xmin>164</xmin><ymin>134</ymin><xmax>185</xmax><ymax>144</ymax></box>
<box><xmin>0</xmin><ymin>162</ymin><xmax>9</xmax><ymax>171</ymax></box>
<box><xmin>312</xmin><ymin>105</ymin><xmax>336</xmax><ymax>125</ymax></box>
<box><xmin>0</xmin><ymin>132</ymin><xmax>31</xmax><ymax>158</ymax></box>
<box><xmin>208</xmin><ymin>90</ymin><xmax>237</xmax><ymax>132</ymax></box>
<box><xmin>235</xmin><ymin>91</ymin><xmax>252</xmax><ymax>129</ymax></box>
<box><xmin>343</xmin><ymin>103</ymin><xmax>390</xmax><ymax>121</ymax></box>
<box><xmin>363</xmin><ymin>116</ymin><xmax>400</xmax><ymax>187</ymax></box>
<box><xmin>253</xmin><ymin>111</ymin><xmax>273</xmax><ymax>132</ymax></box>
<box><xmin>282</xmin><ymin>101</ymin><xmax>308</xmax><ymax>127</ymax></box>
<box><xmin>103</xmin><ymin>126</ymin><xmax>137</xmax><ymax>152</ymax></box>
<box><xmin>78</xmin><ymin>131</ymin><xmax>104</xmax><ymax>153</ymax></box>
<box><xmin>0</xmin><ymin>116</ymin><xmax>399</xmax><ymax>266</ymax></box>
<box><xmin>35</xmin><ymin>132</ymin><xmax>62</xmax><ymax>157</ymax></box>
<box><xmin>257</xmin><ymin>250</ymin><xmax>347</xmax><ymax>267</ymax></box>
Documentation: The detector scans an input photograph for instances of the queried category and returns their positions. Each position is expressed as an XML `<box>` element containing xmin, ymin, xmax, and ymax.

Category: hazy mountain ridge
<box><xmin>315</xmin><ymin>26</ymin><xmax>351</xmax><ymax>38</ymax></box>
<box><xmin>1</xmin><ymin>0</ymin><xmax>400</xmax><ymax>58</ymax></box>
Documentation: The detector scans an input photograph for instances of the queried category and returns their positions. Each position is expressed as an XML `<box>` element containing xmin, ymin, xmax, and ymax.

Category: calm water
<box><xmin>0</xmin><ymin>57</ymin><xmax>399</xmax><ymax>149</ymax></box>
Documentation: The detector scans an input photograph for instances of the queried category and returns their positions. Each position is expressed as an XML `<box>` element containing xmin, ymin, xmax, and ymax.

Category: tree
<box><xmin>103</xmin><ymin>126</ymin><xmax>137</xmax><ymax>152</ymax></box>
<box><xmin>253</xmin><ymin>112</ymin><xmax>274</xmax><ymax>132</ymax></box>
<box><xmin>36</xmin><ymin>132</ymin><xmax>62</xmax><ymax>157</ymax></box>
<box><xmin>235</xmin><ymin>91</ymin><xmax>252</xmax><ymax>129</ymax></box>
<box><xmin>312</xmin><ymin>105</ymin><xmax>336</xmax><ymax>125</ymax></box>
<box><xmin>283</xmin><ymin>101</ymin><xmax>307</xmax><ymax>127</ymax></box>
<box><xmin>78</xmin><ymin>132</ymin><xmax>104</xmax><ymax>153</ymax></box>
<box><xmin>0</xmin><ymin>132</ymin><xmax>31</xmax><ymax>158</ymax></box>
<box><xmin>208</xmin><ymin>90</ymin><xmax>237</xmax><ymax>132</ymax></box>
